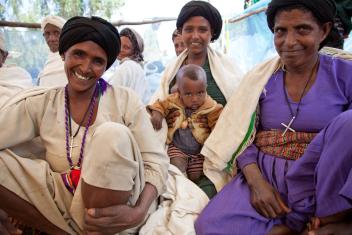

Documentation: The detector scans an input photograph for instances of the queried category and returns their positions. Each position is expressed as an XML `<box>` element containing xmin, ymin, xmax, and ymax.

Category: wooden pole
<box><xmin>0</xmin><ymin>17</ymin><xmax>177</xmax><ymax>29</ymax></box>
<box><xmin>228</xmin><ymin>7</ymin><xmax>267</xmax><ymax>23</ymax></box>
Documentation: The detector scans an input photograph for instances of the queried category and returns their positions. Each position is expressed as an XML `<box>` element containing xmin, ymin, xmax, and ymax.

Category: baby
<box><xmin>148</xmin><ymin>64</ymin><xmax>223</xmax><ymax>182</ymax></box>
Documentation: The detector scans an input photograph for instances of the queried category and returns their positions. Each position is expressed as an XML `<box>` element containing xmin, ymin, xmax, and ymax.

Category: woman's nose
<box><xmin>285</xmin><ymin>31</ymin><xmax>297</xmax><ymax>47</ymax></box>
<box><xmin>80</xmin><ymin>60</ymin><xmax>92</xmax><ymax>74</ymax></box>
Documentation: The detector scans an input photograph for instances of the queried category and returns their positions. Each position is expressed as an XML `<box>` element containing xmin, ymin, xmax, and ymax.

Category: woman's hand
<box><xmin>249</xmin><ymin>177</ymin><xmax>290</xmax><ymax>218</ymax></box>
<box><xmin>0</xmin><ymin>209</ymin><xmax>21</xmax><ymax>235</ymax></box>
<box><xmin>83</xmin><ymin>183</ymin><xmax>157</xmax><ymax>235</ymax></box>
<box><xmin>165</xmin><ymin>108</ymin><xmax>180</xmax><ymax>128</ymax></box>
<box><xmin>243</xmin><ymin>163</ymin><xmax>291</xmax><ymax>219</ymax></box>
<box><xmin>150</xmin><ymin>111</ymin><xmax>164</xmax><ymax>130</ymax></box>
<box><xmin>195</xmin><ymin>114</ymin><xmax>211</xmax><ymax>133</ymax></box>
<box><xmin>83</xmin><ymin>204</ymin><xmax>145</xmax><ymax>234</ymax></box>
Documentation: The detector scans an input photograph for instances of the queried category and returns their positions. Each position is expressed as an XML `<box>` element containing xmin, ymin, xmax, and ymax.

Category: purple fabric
<box><xmin>195</xmin><ymin>54</ymin><xmax>352</xmax><ymax>234</ymax></box>
<box><xmin>287</xmin><ymin>110</ymin><xmax>352</xmax><ymax>219</ymax></box>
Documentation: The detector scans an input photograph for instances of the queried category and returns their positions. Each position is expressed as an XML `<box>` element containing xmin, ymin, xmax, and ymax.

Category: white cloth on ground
<box><xmin>140</xmin><ymin>165</ymin><xmax>209</xmax><ymax>235</ymax></box>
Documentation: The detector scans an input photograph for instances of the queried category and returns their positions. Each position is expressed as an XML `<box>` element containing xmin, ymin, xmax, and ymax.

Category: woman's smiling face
<box><xmin>181</xmin><ymin>16</ymin><xmax>212</xmax><ymax>56</ymax></box>
<box><xmin>63</xmin><ymin>40</ymin><xmax>107</xmax><ymax>92</ymax></box>
<box><xmin>274</xmin><ymin>8</ymin><xmax>331</xmax><ymax>69</ymax></box>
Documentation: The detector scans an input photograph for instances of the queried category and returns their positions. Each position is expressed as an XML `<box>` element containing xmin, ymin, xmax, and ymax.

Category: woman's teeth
<box><xmin>74</xmin><ymin>71</ymin><xmax>91</xmax><ymax>80</ymax></box>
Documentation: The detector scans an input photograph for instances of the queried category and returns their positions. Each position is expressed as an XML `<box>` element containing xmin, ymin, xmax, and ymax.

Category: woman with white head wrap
<box><xmin>37</xmin><ymin>15</ymin><xmax>67</xmax><ymax>87</ymax></box>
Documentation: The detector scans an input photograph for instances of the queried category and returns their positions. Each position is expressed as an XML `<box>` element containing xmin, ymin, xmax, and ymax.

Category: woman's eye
<box><xmin>74</xmin><ymin>51</ymin><xmax>84</xmax><ymax>57</ymax></box>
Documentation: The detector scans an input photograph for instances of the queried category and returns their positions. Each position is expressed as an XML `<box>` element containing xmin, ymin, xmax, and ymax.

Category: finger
<box><xmin>254</xmin><ymin>201</ymin><xmax>270</xmax><ymax>218</ymax></box>
<box><xmin>314</xmin><ymin>217</ymin><xmax>321</xmax><ymax>229</ymax></box>
<box><xmin>265</xmin><ymin>203</ymin><xmax>279</xmax><ymax>218</ymax></box>
<box><xmin>87</xmin><ymin>206</ymin><xmax>120</xmax><ymax>218</ymax></box>
<box><xmin>274</xmin><ymin>192</ymin><xmax>291</xmax><ymax>214</ymax></box>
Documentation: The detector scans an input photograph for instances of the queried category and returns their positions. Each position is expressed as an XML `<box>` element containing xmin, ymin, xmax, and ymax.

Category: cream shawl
<box><xmin>201</xmin><ymin>56</ymin><xmax>282</xmax><ymax>191</ymax></box>
<box><xmin>37</xmin><ymin>51</ymin><xmax>67</xmax><ymax>87</ymax></box>
<box><xmin>150</xmin><ymin>46</ymin><xmax>243</xmax><ymax>103</ymax></box>
<box><xmin>0</xmin><ymin>64</ymin><xmax>33</xmax><ymax>107</ymax></box>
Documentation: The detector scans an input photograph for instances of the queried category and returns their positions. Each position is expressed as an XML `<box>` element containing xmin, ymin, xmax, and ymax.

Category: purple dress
<box><xmin>195</xmin><ymin>54</ymin><xmax>352</xmax><ymax>235</ymax></box>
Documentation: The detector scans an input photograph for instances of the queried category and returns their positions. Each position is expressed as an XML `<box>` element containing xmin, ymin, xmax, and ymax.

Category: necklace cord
<box><xmin>283</xmin><ymin>59</ymin><xmax>320</xmax><ymax>118</ymax></box>
<box><xmin>64</xmin><ymin>83</ymin><xmax>100</xmax><ymax>168</ymax></box>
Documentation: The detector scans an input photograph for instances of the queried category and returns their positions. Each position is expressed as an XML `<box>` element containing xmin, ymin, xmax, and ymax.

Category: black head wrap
<box><xmin>266</xmin><ymin>0</ymin><xmax>341</xmax><ymax>49</ymax></box>
<box><xmin>176</xmin><ymin>1</ymin><xmax>222</xmax><ymax>42</ymax></box>
<box><xmin>120</xmin><ymin>27</ymin><xmax>144</xmax><ymax>63</ymax></box>
<box><xmin>59</xmin><ymin>16</ymin><xmax>120</xmax><ymax>70</ymax></box>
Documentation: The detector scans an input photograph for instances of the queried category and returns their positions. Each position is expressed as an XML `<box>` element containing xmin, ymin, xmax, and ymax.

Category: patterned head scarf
<box><xmin>266</xmin><ymin>0</ymin><xmax>339</xmax><ymax>49</ymax></box>
<box><xmin>120</xmin><ymin>27</ymin><xmax>144</xmax><ymax>63</ymax></box>
<box><xmin>176</xmin><ymin>0</ymin><xmax>222</xmax><ymax>42</ymax></box>
<box><xmin>59</xmin><ymin>16</ymin><xmax>120</xmax><ymax>70</ymax></box>
<box><xmin>41</xmin><ymin>15</ymin><xmax>66</xmax><ymax>31</ymax></box>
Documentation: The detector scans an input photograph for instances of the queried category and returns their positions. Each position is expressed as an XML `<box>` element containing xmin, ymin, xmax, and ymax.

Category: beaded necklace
<box><xmin>62</xmin><ymin>82</ymin><xmax>99</xmax><ymax>194</ymax></box>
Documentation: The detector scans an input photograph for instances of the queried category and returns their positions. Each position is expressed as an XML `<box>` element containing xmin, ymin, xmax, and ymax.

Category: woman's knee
<box><xmin>92</xmin><ymin>122</ymin><xmax>134</xmax><ymax>148</ymax></box>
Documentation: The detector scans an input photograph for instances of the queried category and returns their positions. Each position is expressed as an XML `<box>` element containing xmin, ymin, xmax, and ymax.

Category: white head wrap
<box><xmin>41</xmin><ymin>15</ymin><xmax>66</xmax><ymax>32</ymax></box>
<box><xmin>0</xmin><ymin>32</ymin><xmax>6</xmax><ymax>51</ymax></box>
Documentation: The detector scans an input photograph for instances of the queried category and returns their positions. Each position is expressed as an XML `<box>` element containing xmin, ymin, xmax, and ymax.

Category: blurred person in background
<box><xmin>109</xmin><ymin>27</ymin><xmax>151</xmax><ymax>104</ymax></box>
<box><xmin>37</xmin><ymin>15</ymin><xmax>67</xmax><ymax>87</ymax></box>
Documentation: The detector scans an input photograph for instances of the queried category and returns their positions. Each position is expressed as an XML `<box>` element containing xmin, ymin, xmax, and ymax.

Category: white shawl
<box><xmin>0</xmin><ymin>64</ymin><xmax>33</xmax><ymax>107</ymax></box>
<box><xmin>109</xmin><ymin>59</ymin><xmax>151</xmax><ymax>104</ymax></box>
<box><xmin>150</xmin><ymin>46</ymin><xmax>243</xmax><ymax>103</ymax></box>
<box><xmin>201</xmin><ymin>56</ymin><xmax>282</xmax><ymax>191</ymax></box>
<box><xmin>37</xmin><ymin>51</ymin><xmax>67</xmax><ymax>87</ymax></box>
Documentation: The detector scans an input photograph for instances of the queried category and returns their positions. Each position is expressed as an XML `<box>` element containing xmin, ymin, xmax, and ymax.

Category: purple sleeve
<box><xmin>236</xmin><ymin>144</ymin><xmax>259</xmax><ymax>170</ymax></box>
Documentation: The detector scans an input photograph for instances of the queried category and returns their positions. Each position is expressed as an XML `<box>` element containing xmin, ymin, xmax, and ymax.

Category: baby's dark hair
<box><xmin>176</xmin><ymin>64</ymin><xmax>207</xmax><ymax>85</ymax></box>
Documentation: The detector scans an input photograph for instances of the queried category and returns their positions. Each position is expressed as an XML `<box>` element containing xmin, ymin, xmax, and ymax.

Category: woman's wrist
<box><xmin>242</xmin><ymin>163</ymin><xmax>265</xmax><ymax>187</ymax></box>
<box><xmin>134</xmin><ymin>183</ymin><xmax>157</xmax><ymax>214</ymax></box>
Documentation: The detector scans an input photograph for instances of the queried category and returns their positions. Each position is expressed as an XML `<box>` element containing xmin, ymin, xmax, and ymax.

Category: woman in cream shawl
<box><xmin>151</xmin><ymin>0</ymin><xmax>243</xmax><ymax>199</ymax></box>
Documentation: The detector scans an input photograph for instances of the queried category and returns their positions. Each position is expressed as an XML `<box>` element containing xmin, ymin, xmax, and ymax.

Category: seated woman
<box><xmin>195</xmin><ymin>0</ymin><xmax>352</xmax><ymax>234</ymax></box>
<box><xmin>0</xmin><ymin>16</ymin><xmax>168</xmax><ymax>235</ymax></box>
<box><xmin>151</xmin><ymin>0</ymin><xmax>243</xmax><ymax>199</ymax></box>
<box><xmin>109</xmin><ymin>27</ymin><xmax>150</xmax><ymax>104</ymax></box>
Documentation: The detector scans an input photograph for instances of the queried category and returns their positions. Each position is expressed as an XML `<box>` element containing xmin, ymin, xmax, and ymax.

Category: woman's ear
<box><xmin>320</xmin><ymin>22</ymin><xmax>333</xmax><ymax>43</ymax></box>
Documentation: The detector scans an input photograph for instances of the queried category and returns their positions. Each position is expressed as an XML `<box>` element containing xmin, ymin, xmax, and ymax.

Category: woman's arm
<box><xmin>0</xmin><ymin>89</ymin><xmax>47</xmax><ymax>149</ymax></box>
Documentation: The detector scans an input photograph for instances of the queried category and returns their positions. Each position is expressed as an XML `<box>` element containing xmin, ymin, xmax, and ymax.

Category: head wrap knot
<box><xmin>59</xmin><ymin>16</ymin><xmax>120</xmax><ymax>70</ymax></box>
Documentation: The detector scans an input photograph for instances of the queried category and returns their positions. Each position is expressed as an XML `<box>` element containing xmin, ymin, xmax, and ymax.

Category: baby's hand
<box><xmin>151</xmin><ymin>111</ymin><xmax>164</xmax><ymax>130</ymax></box>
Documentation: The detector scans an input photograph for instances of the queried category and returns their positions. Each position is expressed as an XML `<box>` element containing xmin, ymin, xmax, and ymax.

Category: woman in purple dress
<box><xmin>195</xmin><ymin>0</ymin><xmax>352</xmax><ymax>234</ymax></box>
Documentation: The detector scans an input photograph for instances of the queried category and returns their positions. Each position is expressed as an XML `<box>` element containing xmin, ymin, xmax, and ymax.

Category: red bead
<box><xmin>70</xmin><ymin>168</ymin><xmax>81</xmax><ymax>189</ymax></box>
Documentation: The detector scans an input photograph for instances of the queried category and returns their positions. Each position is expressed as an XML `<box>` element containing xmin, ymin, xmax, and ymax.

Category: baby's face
<box><xmin>178</xmin><ymin>76</ymin><xmax>207</xmax><ymax>110</ymax></box>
